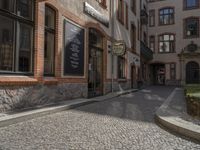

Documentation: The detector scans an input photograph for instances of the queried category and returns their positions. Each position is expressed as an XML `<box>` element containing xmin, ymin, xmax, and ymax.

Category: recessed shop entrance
<box><xmin>88</xmin><ymin>28</ymin><xmax>104</xmax><ymax>98</ymax></box>
<box><xmin>151</xmin><ymin>64</ymin><xmax>165</xmax><ymax>85</ymax></box>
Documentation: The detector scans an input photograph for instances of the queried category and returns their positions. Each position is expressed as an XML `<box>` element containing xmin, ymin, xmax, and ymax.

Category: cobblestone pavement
<box><xmin>0</xmin><ymin>86</ymin><xmax>199</xmax><ymax>150</ymax></box>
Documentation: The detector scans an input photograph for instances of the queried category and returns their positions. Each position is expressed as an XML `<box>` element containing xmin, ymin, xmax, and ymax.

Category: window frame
<box><xmin>0</xmin><ymin>0</ymin><xmax>34</xmax><ymax>75</ymax></box>
<box><xmin>158</xmin><ymin>33</ymin><xmax>176</xmax><ymax>53</ymax></box>
<box><xmin>118</xmin><ymin>56</ymin><xmax>126</xmax><ymax>79</ymax></box>
<box><xmin>44</xmin><ymin>5</ymin><xmax>56</xmax><ymax>76</ymax></box>
<box><xmin>184</xmin><ymin>0</ymin><xmax>200</xmax><ymax>10</ymax></box>
<box><xmin>184</xmin><ymin>17</ymin><xmax>199</xmax><ymax>39</ymax></box>
<box><xmin>159</xmin><ymin>7</ymin><xmax>175</xmax><ymax>26</ymax></box>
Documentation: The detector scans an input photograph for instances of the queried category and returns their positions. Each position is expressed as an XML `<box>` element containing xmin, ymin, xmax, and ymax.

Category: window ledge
<box><xmin>43</xmin><ymin>77</ymin><xmax>58</xmax><ymax>85</ymax></box>
<box><xmin>0</xmin><ymin>76</ymin><xmax>38</xmax><ymax>86</ymax></box>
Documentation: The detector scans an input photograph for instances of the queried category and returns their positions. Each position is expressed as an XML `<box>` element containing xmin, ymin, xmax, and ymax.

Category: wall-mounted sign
<box><xmin>63</xmin><ymin>19</ymin><xmax>85</xmax><ymax>76</ymax></box>
<box><xmin>84</xmin><ymin>2</ymin><xmax>109</xmax><ymax>27</ymax></box>
<box><xmin>113</xmin><ymin>41</ymin><xmax>126</xmax><ymax>56</ymax></box>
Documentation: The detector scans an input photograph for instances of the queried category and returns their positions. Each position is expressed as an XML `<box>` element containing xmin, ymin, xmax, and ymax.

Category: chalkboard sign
<box><xmin>64</xmin><ymin>20</ymin><xmax>85</xmax><ymax>76</ymax></box>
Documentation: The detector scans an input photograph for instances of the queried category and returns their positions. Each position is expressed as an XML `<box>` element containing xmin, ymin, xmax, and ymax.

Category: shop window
<box><xmin>44</xmin><ymin>6</ymin><xmax>56</xmax><ymax>76</ymax></box>
<box><xmin>149</xmin><ymin>10</ymin><xmax>155</xmax><ymax>27</ymax></box>
<box><xmin>184</xmin><ymin>17</ymin><xmax>199</xmax><ymax>38</ymax></box>
<box><xmin>170</xmin><ymin>63</ymin><xmax>176</xmax><ymax>80</ymax></box>
<box><xmin>118</xmin><ymin>56</ymin><xmax>126</xmax><ymax>79</ymax></box>
<box><xmin>0</xmin><ymin>0</ymin><xmax>34</xmax><ymax>74</ymax></box>
<box><xmin>159</xmin><ymin>34</ymin><xmax>175</xmax><ymax>53</ymax></box>
<box><xmin>159</xmin><ymin>8</ymin><xmax>174</xmax><ymax>25</ymax></box>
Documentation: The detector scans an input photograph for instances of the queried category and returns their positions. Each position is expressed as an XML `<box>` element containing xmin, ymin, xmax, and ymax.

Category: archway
<box><xmin>88</xmin><ymin>28</ymin><xmax>104</xmax><ymax>98</ymax></box>
<box><xmin>186</xmin><ymin>61</ymin><xmax>199</xmax><ymax>84</ymax></box>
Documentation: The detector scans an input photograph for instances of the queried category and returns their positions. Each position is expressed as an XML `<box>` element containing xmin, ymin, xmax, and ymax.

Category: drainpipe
<box><xmin>110</xmin><ymin>0</ymin><xmax>115</xmax><ymax>92</ymax></box>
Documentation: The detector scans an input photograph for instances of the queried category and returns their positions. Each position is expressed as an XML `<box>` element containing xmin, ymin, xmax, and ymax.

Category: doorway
<box><xmin>152</xmin><ymin>64</ymin><xmax>165</xmax><ymax>85</ymax></box>
<box><xmin>88</xmin><ymin>28</ymin><xmax>104</xmax><ymax>98</ymax></box>
<box><xmin>186</xmin><ymin>61</ymin><xmax>199</xmax><ymax>84</ymax></box>
<box><xmin>131</xmin><ymin>65</ymin><xmax>136</xmax><ymax>88</ymax></box>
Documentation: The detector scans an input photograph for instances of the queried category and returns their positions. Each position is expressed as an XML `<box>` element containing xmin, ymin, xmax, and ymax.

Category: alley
<box><xmin>0</xmin><ymin>86</ymin><xmax>199</xmax><ymax>150</ymax></box>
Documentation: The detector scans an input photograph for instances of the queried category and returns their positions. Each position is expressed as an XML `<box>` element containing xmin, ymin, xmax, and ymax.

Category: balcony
<box><xmin>140</xmin><ymin>41</ymin><xmax>153</xmax><ymax>60</ymax></box>
<box><xmin>140</xmin><ymin>10</ymin><xmax>148</xmax><ymax>25</ymax></box>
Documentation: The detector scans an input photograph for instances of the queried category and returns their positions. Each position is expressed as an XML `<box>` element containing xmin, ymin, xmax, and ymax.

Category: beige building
<box><xmin>147</xmin><ymin>0</ymin><xmax>200</xmax><ymax>85</ymax></box>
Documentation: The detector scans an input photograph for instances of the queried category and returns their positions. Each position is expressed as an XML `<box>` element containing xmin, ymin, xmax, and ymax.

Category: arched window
<box><xmin>44</xmin><ymin>5</ymin><xmax>56</xmax><ymax>76</ymax></box>
<box><xmin>159</xmin><ymin>7</ymin><xmax>174</xmax><ymax>25</ymax></box>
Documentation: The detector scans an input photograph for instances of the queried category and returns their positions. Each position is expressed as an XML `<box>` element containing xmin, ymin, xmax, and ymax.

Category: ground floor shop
<box><xmin>0</xmin><ymin>0</ymin><xmax>140</xmax><ymax>112</ymax></box>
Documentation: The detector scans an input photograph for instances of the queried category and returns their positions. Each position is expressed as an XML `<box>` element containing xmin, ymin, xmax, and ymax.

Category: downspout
<box><xmin>110</xmin><ymin>0</ymin><xmax>115</xmax><ymax>92</ymax></box>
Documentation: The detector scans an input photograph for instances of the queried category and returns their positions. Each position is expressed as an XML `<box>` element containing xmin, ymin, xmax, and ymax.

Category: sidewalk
<box><xmin>156</xmin><ymin>88</ymin><xmax>200</xmax><ymax>142</ymax></box>
<box><xmin>0</xmin><ymin>89</ymin><xmax>138</xmax><ymax>128</ymax></box>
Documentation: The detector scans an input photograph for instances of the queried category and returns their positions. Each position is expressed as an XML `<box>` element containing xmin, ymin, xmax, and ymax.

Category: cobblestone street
<box><xmin>0</xmin><ymin>86</ymin><xmax>199</xmax><ymax>150</ymax></box>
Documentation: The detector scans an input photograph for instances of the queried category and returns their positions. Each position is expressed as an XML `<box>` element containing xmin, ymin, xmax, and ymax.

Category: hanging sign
<box><xmin>113</xmin><ymin>41</ymin><xmax>126</xmax><ymax>56</ymax></box>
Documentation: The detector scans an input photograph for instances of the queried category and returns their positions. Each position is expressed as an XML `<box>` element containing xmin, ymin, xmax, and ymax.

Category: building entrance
<box><xmin>186</xmin><ymin>61</ymin><xmax>199</xmax><ymax>84</ymax></box>
<box><xmin>152</xmin><ymin>64</ymin><xmax>165</xmax><ymax>85</ymax></box>
<box><xmin>88</xmin><ymin>29</ymin><xmax>103</xmax><ymax>98</ymax></box>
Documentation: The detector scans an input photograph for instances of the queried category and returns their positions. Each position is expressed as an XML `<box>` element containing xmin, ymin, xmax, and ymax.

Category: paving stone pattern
<box><xmin>0</xmin><ymin>86</ymin><xmax>199</xmax><ymax>150</ymax></box>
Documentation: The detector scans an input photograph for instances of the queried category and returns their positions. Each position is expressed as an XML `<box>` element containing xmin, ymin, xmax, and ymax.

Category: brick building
<box><xmin>0</xmin><ymin>0</ymin><xmax>140</xmax><ymax>112</ymax></box>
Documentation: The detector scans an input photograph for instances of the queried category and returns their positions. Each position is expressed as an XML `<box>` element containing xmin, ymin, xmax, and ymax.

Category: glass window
<box><xmin>149</xmin><ymin>10</ymin><xmax>155</xmax><ymax>27</ymax></box>
<box><xmin>18</xmin><ymin>24</ymin><xmax>32</xmax><ymax>72</ymax></box>
<box><xmin>159</xmin><ymin>34</ymin><xmax>175</xmax><ymax>53</ymax></box>
<box><xmin>184</xmin><ymin>18</ymin><xmax>199</xmax><ymax>38</ymax></box>
<box><xmin>44</xmin><ymin>6</ymin><xmax>56</xmax><ymax>76</ymax></box>
<box><xmin>170</xmin><ymin>63</ymin><xmax>176</xmax><ymax>80</ymax></box>
<box><xmin>17</xmin><ymin>0</ymin><xmax>33</xmax><ymax>20</ymax></box>
<box><xmin>159</xmin><ymin>8</ymin><xmax>174</xmax><ymax>25</ymax></box>
<box><xmin>0</xmin><ymin>0</ymin><xmax>34</xmax><ymax>74</ymax></box>
<box><xmin>149</xmin><ymin>35</ymin><xmax>155</xmax><ymax>52</ymax></box>
<box><xmin>0</xmin><ymin>16</ymin><xmax>14</xmax><ymax>72</ymax></box>
<box><xmin>185</xmin><ymin>0</ymin><xmax>199</xmax><ymax>9</ymax></box>
<box><xmin>0</xmin><ymin>0</ymin><xmax>15</xmax><ymax>12</ymax></box>
<box><xmin>118</xmin><ymin>56</ymin><xmax>126</xmax><ymax>79</ymax></box>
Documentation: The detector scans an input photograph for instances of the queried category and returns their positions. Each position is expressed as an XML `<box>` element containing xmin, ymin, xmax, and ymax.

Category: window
<box><xmin>125</xmin><ymin>3</ymin><xmax>129</xmax><ymax>29</ymax></box>
<box><xmin>184</xmin><ymin>17</ymin><xmax>199</xmax><ymax>38</ymax></box>
<box><xmin>143</xmin><ymin>32</ymin><xmax>147</xmax><ymax>45</ymax></box>
<box><xmin>118</xmin><ymin>56</ymin><xmax>126</xmax><ymax>79</ymax></box>
<box><xmin>131</xmin><ymin>0</ymin><xmax>136</xmax><ymax>14</ymax></box>
<box><xmin>44</xmin><ymin>6</ymin><xmax>56</xmax><ymax>76</ymax></box>
<box><xmin>149</xmin><ymin>10</ymin><xmax>155</xmax><ymax>27</ymax></box>
<box><xmin>131</xmin><ymin>24</ymin><xmax>136</xmax><ymax>52</ymax></box>
<box><xmin>149</xmin><ymin>35</ymin><xmax>155</xmax><ymax>52</ymax></box>
<box><xmin>118</xmin><ymin>0</ymin><xmax>124</xmax><ymax>24</ymax></box>
<box><xmin>170</xmin><ymin>63</ymin><xmax>176</xmax><ymax>80</ymax></box>
<box><xmin>159</xmin><ymin>34</ymin><xmax>175</xmax><ymax>53</ymax></box>
<box><xmin>159</xmin><ymin>8</ymin><xmax>174</xmax><ymax>25</ymax></box>
<box><xmin>184</xmin><ymin>0</ymin><xmax>199</xmax><ymax>9</ymax></box>
<box><xmin>0</xmin><ymin>0</ymin><xmax>34</xmax><ymax>74</ymax></box>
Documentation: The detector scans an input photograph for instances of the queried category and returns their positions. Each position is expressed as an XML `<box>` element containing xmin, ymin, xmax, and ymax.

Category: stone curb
<box><xmin>0</xmin><ymin>89</ymin><xmax>138</xmax><ymax>128</ymax></box>
<box><xmin>155</xmin><ymin>88</ymin><xmax>200</xmax><ymax>142</ymax></box>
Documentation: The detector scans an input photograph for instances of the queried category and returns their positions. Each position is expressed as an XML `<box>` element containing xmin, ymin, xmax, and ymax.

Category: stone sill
<box><xmin>0</xmin><ymin>76</ymin><xmax>38</xmax><ymax>86</ymax></box>
<box><xmin>43</xmin><ymin>77</ymin><xmax>58</xmax><ymax>85</ymax></box>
